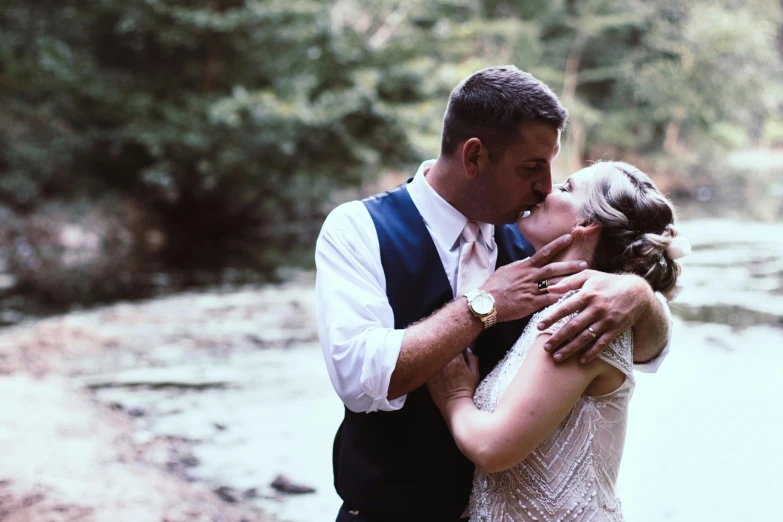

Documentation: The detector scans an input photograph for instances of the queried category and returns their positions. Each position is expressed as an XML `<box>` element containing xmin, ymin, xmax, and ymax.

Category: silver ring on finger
<box><xmin>587</xmin><ymin>325</ymin><xmax>598</xmax><ymax>339</ymax></box>
<box><xmin>537</xmin><ymin>279</ymin><xmax>549</xmax><ymax>293</ymax></box>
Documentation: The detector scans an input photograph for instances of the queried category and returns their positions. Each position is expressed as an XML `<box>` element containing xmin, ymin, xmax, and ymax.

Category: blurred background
<box><xmin>0</xmin><ymin>0</ymin><xmax>781</xmax><ymax>521</ymax></box>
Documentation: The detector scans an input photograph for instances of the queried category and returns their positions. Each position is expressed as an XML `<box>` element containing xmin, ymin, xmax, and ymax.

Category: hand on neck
<box><xmin>549</xmin><ymin>229</ymin><xmax>596</xmax><ymax>268</ymax></box>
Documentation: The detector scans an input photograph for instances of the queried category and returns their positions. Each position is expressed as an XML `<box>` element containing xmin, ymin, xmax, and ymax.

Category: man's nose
<box><xmin>532</xmin><ymin>170</ymin><xmax>553</xmax><ymax>200</ymax></box>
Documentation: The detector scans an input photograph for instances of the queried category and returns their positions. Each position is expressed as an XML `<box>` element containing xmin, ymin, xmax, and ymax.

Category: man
<box><xmin>316</xmin><ymin>66</ymin><xmax>670</xmax><ymax>522</ymax></box>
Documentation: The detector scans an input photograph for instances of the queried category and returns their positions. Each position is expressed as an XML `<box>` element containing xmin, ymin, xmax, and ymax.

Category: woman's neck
<box><xmin>548</xmin><ymin>234</ymin><xmax>595</xmax><ymax>268</ymax></box>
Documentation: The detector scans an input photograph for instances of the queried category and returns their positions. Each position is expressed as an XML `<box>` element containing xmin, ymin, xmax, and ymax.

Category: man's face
<box><xmin>477</xmin><ymin>121</ymin><xmax>561</xmax><ymax>225</ymax></box>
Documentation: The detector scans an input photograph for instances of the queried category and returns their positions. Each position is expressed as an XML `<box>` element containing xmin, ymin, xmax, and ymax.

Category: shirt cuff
<box><xmin>361</xmin><ymin>328</ymin><xmax>406</xmax><ymax>412</ymax></box>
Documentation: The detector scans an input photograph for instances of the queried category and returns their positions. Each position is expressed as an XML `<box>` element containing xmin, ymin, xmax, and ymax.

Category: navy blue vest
<box><xmin>332</xmin><ymin>182</ymin><xmax>535</xmax><ymax>521</ymax></box>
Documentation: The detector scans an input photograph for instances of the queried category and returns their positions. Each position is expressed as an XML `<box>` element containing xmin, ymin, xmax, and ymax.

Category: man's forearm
<box><xmin>387</xmin><ymin>298</ymin><xmax>484</xmax><ymax>400</ymax></box>
<box><xmin>632</xmin><ymin>290</ymin><xmax>670</xmax><ymax>363</ymax></box>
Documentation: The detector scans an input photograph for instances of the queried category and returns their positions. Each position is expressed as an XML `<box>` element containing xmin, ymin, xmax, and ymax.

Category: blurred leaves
<box><xmin>0</xmin><ymin>0</ymin><xmax>418</xmax><ymax>271</ymax></box>
<box><xmin>0</xmin><ymin>0</ymin><xmax>781</xmax><ymax>274</ymax></box>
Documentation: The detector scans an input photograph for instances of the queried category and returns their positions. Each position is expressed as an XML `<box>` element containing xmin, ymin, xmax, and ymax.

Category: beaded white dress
<box><xmin>469</xmin><ymin>292</ymin><xmax>635</xmax><ymax>522</ymax></box>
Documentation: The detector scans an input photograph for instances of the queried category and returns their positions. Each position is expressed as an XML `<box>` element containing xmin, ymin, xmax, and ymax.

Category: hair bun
<box><xmin>583</xmin><ymin>161</ymin><xmax>684</xmax><ymax>297</ymax></box>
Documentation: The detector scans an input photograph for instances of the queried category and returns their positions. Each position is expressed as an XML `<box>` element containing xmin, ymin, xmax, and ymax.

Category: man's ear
<box><xmin>461</xmin><ymin>138</ymin><xmax>486</xmax><ymax>179</ymax></box>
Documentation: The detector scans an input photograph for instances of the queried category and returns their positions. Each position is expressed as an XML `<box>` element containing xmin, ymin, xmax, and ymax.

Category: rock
<box><xmin>246</xmin><ymin>334</ymin><xmax>267</xmax><ymax>348</ymax></box>
<box><xmin>127</xmin><ymin>408</ymin><xmax>146</xmax><ymax>417</ymax></box>
<box><xmin>0</xmin><ymin>273</ymin><xmax>18</xmax><ymax>291</ymax></box>
<box><xmin>214</xmin><ymin>486</ymin><xmax>240</xmax><ymax>503</ymax></box>
<box><xmin>270</xmin><ymin>474</ymin><xmax>316</xmax><ymax>495</ymax></box>
<box><xmin>181</xmin><ymin>455</ymin><xmax>200</xmax><ymax>468</ymax></box>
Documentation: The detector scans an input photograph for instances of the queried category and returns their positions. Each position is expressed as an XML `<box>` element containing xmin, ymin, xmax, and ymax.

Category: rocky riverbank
<box><xmin>0</xmin><ymin>272</ymin><xmax>324</xmax><ymax>522</ymax></box>
<box><xmin>0</xmin><ymin>375</ymin><xmax>270</xmax><ymax>522</ymax></box>
<box><xmin>1</xmin><ymin>218</ymin><xmax>782</xmax><ymax>522</ymax></box>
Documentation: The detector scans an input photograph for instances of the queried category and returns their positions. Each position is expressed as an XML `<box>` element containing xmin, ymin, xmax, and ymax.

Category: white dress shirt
<box><xmin>315</xmin><ymin>160</ymin><xmax>670</xmax><ymax>414</ymax></box>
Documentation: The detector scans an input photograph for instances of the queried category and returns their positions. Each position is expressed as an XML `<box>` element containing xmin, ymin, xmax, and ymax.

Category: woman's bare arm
<box><xmin>429</xmin><ymin>334</ymin><xmax>619</xmax><ymax>473</ymax></box>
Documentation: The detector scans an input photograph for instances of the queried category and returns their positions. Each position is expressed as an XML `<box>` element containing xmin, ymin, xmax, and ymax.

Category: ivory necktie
<box><xmin>456</xmin><ymin>220</ymin><xmax>492</xmax><ymax>297</ymax></box>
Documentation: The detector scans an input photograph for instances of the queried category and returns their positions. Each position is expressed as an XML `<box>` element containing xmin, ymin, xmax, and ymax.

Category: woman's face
<box><xmin>517</xmin><ymin>166</ymin><xmax>597</xmax><ymax>250</ymax></box>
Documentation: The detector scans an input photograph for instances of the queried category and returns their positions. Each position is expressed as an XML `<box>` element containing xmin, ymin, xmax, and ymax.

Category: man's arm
<box><xmin>630</xmin><ymin>290</ymin><xmax>670</xmax><ymax>364</ymax></box>
<box><xmin>633</xmin><ymin>292</ymin><xmax>671</xmax><ymax>372</ymax></box>
<box><xmin>316</xmin><ymin>202</ymin><xmax>408</xmax><ymax>413</ymax></box>
<box><xmin>316</xmin><ymin>205</ymin><xmax>578</xmax><ymax>411</ymax></box>
<box><xmin>387</xmin><ymin>234</ymin><xmax>585</xmax><ymax>400</ymax></box>
<box><xmin>536</xmin><ymin>271</ymin><xmax>670</xmax><ymax>364</ymax></box>
<box><xmin>388</xmin><ymin>300</ymin><xmax>483</xmax><ymax>400</ymax></box>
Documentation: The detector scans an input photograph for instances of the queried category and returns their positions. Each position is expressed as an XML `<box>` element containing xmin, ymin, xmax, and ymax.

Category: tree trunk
<box><xmin>566</xmin><ymin>120</ymin><xmax>586</xmax><ymax>174</ymax></box>
<box><xmin>563</xmin><ymin>33</ymin><xmax>587</xmax><ymax>101</ymax></box>
<box><xmin>202</xmin><ymin>34</ymin><xmax>221</xmax><ymax>92</ymax></box>
<box><xmin>562</xmin><ymin>32</ymin><xmax>588</xmax><ymax>173</ymax></box>
<box><xmin>663</xmin><ymin>108</ymin><xmax>685</xmax><ymax>152</ymax></box>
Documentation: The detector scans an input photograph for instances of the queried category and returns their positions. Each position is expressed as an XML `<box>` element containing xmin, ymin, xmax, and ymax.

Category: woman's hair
<box><xmin>580</xmin><ymin>161</ymin><xmax>681</xmax><ymax>294</ymax></box>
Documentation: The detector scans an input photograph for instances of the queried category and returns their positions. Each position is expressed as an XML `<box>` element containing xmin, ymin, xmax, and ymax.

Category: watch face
<box><xmin>472</xmin><ymin>293</ymin><xmax>494</xmax><ymax>315</ymax></box>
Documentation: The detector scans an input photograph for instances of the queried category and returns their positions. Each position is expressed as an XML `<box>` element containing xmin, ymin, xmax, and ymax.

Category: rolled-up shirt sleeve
<box><xmin>315</xmin><ymin>201</ymin><xmax>407</xmax><ymax>413</ymax></box>
<box><xmin>633</xmin><ymin>291</ymin><xmax>671</xmax><ymax>373</ymax></box>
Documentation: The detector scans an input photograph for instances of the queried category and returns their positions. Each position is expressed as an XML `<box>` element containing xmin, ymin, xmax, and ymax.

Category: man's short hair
<box><xmin>441</xmin><ymin>66</ymin><xmax>568</xmax><ymax>161</ymax></box>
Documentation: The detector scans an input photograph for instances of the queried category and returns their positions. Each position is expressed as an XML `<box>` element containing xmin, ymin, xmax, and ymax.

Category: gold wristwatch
<box><xmin>464</xmin><ymin>289</ymin><xmax>497</xmax><ymax>329</ymax></box>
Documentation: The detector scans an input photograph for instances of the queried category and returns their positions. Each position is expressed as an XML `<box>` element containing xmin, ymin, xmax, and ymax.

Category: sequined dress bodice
<box><xmin>469</xmin><ymin>294</ymin><xmax>635</xmax><ymax>522</ymax></box>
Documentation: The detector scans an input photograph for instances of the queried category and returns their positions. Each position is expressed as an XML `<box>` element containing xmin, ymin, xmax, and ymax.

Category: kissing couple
<box><xmin>316</xmin><ymin>65</ymin><xmax>689</xmax><ymax>522</ymax></box>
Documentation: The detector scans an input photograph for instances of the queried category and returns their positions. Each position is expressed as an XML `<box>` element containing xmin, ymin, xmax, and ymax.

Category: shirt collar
<box><xmin>407</xmin><ymin>160</ymin><xmax>495</xmax><ymax>251</ymax></box>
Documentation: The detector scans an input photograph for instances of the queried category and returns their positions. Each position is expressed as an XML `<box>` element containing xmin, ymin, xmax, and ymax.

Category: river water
<box><xmin>4</xmin><ymin>217</ymin><xmax>781</xmax><ymax>521</ymax></box>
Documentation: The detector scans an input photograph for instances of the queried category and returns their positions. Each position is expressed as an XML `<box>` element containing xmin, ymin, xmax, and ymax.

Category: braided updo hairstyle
<box><xmin>580</xmin><ymin>161</ymin><xmax>681</xmax><ymax>295</ymax></box>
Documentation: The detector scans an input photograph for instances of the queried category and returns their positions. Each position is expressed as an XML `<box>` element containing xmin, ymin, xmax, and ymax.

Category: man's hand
<box><xmin>481</xmin><ymin>234</ymin><xmax>587</xmax><ymax>323</ymax></box>
<box><xmin>536</xmin><ymin>271</ymin><xmax>653</xmax><ymax>363</ymax></box>
<box><xmin>391</xmin><ymin>234</ymin><xmax>587</xmax><ymax>401</ymax></box>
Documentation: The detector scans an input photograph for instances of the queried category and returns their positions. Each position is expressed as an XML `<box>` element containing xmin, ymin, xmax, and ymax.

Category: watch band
<box><xmin>481</xmin><ymin>309</ymin><xmax>498</xmax><ymax>329</ymax></box>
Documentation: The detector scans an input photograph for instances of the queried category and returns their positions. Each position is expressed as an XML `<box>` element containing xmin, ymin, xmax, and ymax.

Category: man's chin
<box><xmin>502</xmin><ymin>211</ymin><xmax>527</xmax><ymax>225</ymax></box>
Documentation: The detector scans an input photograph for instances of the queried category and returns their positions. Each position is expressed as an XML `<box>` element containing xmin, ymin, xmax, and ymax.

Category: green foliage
<box><xmin>0</xmin><ymin>0</ymin><xmax>416</xmax><ymax>270</ymax></box>
<box><xmin>363</xmin><ymin>0</ymin><xmax>783</xmax><ymax>173</ymax></box>
<box><xmin>1</xmin><ymin>0</ymin><xmax>781</xmax><ymax>274</ymax></box>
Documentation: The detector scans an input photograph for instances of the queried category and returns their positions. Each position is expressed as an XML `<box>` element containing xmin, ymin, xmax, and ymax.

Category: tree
<box><xmin>1</xmin><ymin>0</ymin><xmax>781</xmax><ymax>284</ymax></box>
<box><xmin>0</xmin><ymin>0</ymin><xmax>416</xmax><ymax>272</ymax></box>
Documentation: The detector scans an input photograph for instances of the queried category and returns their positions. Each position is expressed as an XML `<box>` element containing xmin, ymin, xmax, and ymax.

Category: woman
<box><xmin>428</xmin><ymin>161</ymin><xmax>690</xmax><ymax>521</ymax></box>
